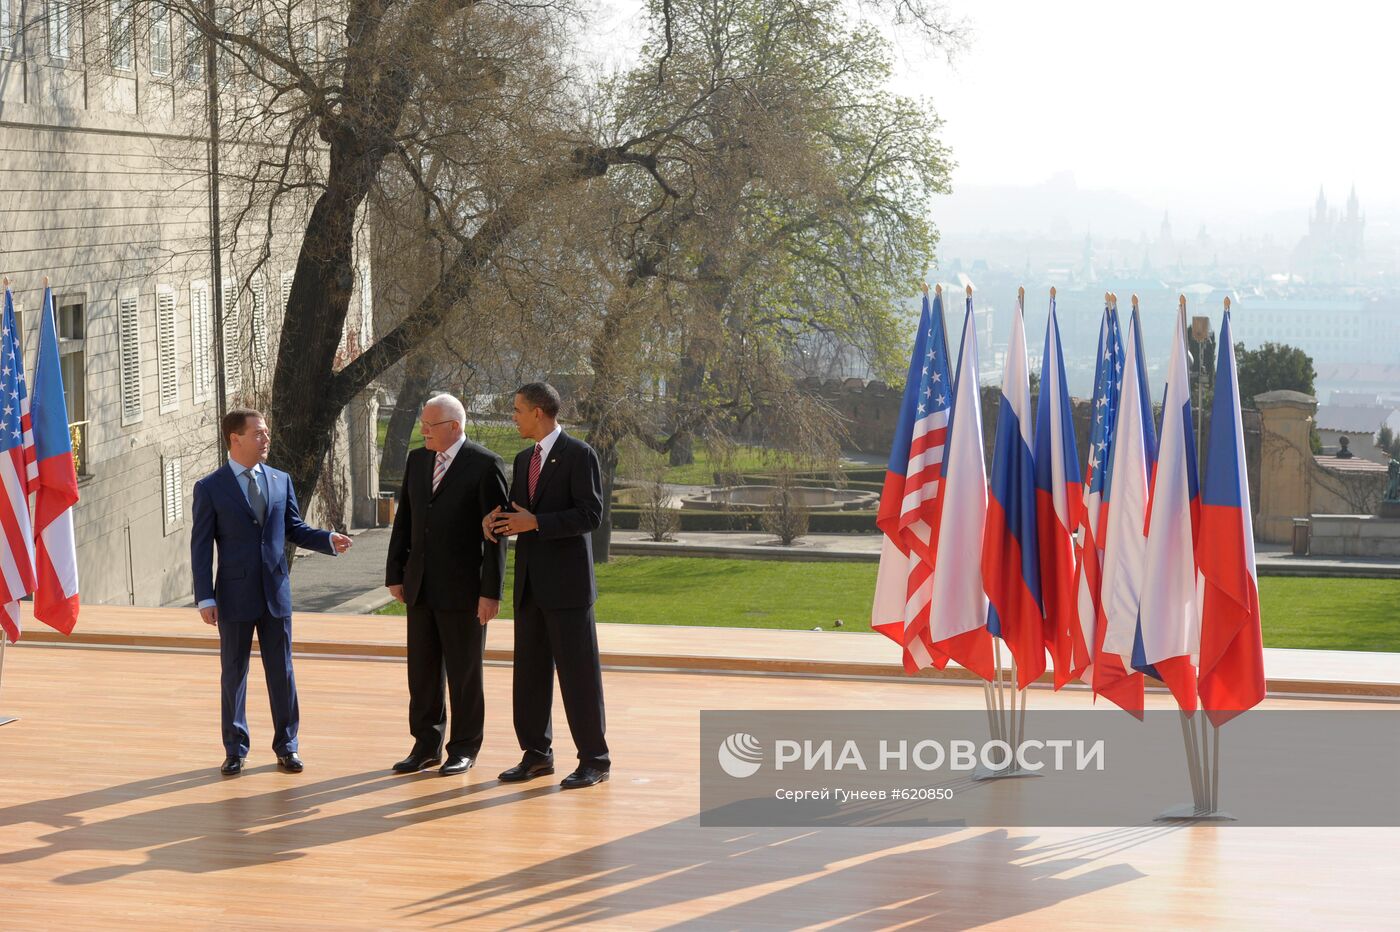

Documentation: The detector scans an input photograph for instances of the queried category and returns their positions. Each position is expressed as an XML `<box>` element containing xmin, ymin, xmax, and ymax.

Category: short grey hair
<box><xmin>423</xmin><ymin>393</ymin><xmax>467</xmax><ymax>425</ymax></box>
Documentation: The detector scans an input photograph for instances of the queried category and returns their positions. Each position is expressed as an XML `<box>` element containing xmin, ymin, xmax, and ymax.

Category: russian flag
<box><xmin>872</xmin><ymin>289</ymin><xmax>953</xmax><ymax>671</ymax></box>
<box><xmin>925</xmin><ymin>293</ymin><xmax>994</xmax><ymax>681</ymax></box>
<box><xmin>1097</xmin><ymin>300</ymin><xmax>1155</xmax><ymax>715</ymax></box>
<box><xmin>1136</xmin><ymin>300</ymin><xmax>1202</xmax><ymax>712</ymax></box>
<box><xmin>982</xmin><ymin>292</ymin><xmax>1044</xmax><ymax>689</ymax></box>
<box><xmin>1197</xmin><ymin>305</ymin><xmax>1265</xmax><ymax>726</ymax></box>
<box><xmin>1034</xmin><ymin>292</ymin><xmax>1082</xmax><ymax>689</ymax></box>
<box><xmin>30</xmin><ymin>286</ymin><xmax>80</xmax><ymax>634</ymax></box>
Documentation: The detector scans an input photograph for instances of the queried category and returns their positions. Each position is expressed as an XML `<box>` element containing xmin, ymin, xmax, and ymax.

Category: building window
<box><xmin>56</xmin><ymin>295</ymin><xmax>85</xmax><ymax>423</ymax></box>
<box><xmin>109</xmin><ymin>0</ymin><xmax>133</xmax><ymax>71</ymax></box>
<box><xmin>190</xmin><ymin>281</ymin><xmax>212</xmax><ymax>402</ymax></box>
<box><xmin>150</xmin><ymin>2</ymin><xmax>171</xmax><ymax>76</ymax></box>
<box><xmin>118</xmin><ymin>290</ymin><xmax>142</xmax><ymax>425</ymax></box>
<box><xmin>162</xmin><ymin>455</ymin><xmax>183</xmax><ymax>533</ymax></box>
<box><xmin>1</xmin><ymin>0</ymin><xmax>17</xmax><ymax>57</ymax></box>
<box><xmin>182</xmin><ymin>17</ymin><xmax>203</xmax><ymax>83</ymax></box>
<box><xmin>48</xmin><ymin>0</ymin><xmax>71</xmax><ymax>59</ymax></box>
<box><xmin>222</xmin><ymin>278</ymin><xmax>242</xmax><ymax>396</ymax></box>
<box><xmin>156</xmin><ymin>285</ymin><xmax>179</xmax><ymax>413</ymax></box>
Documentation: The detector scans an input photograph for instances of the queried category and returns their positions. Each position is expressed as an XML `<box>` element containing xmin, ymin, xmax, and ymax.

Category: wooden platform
<box><xmin>1</xmin><ymin>608</ymin><xmax>1398</xmax><ymax>929</ymax></box>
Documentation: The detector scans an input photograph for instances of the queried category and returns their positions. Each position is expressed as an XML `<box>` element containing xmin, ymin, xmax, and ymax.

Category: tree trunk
<box><xmin>668</xmin><ymin>430</ymin><xmax>693</xmax><ymax>467</ymax></box>
<box><xmin>381</xmin><ymin>352</ymin><xmax>436</xmax><ymax>486</ymax></box>
<box><xmin>590</xmin><ymin>432</ymin><xmax>619</xmax><ymax>564</ymax></box>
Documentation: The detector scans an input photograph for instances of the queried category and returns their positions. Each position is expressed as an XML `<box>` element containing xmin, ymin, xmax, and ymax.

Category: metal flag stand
<box><xmin>1156</xmin><ymin>295</ymin><xmax>1237</xmax><ymax>822</ymax></box>
<box><xmin>1156</xmin><ymin>711</ymin><xmax>1232</xmax><ymax>821</ymax></box>
<box><xmin>975</xmin><ymin>640</ymin><xmax>1040</xmax><ymax>780</ymax></box>
<box><xmin>0</xmin><ymin>636</ymin><xmax>17</xmax><ymax>726</ymax></box>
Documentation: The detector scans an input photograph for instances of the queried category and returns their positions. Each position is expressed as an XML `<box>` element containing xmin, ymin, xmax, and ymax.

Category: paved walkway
<box><xmin>277</xmin><ymin>525</ymin><xmax>1400</xmax><ymax>617</ymax></box>
<box><xmin>289</xmin><ymin>527</ymin><xmax>396</xmax><ymax>613</ymax></box>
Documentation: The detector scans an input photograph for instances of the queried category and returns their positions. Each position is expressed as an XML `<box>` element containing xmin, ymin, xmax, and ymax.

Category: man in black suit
<box><xmin>486</xmin><ymin>382</ymin><xmax>610</xmax><ymax>789</ymax></box>
<box><xmin>386</xmin><ymin>393</ymin><xmax>509</xmax><ymax>776</ymax></box>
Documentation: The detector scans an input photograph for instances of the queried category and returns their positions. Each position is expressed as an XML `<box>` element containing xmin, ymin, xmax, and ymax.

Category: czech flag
<box><xmin>1197</xmin><ymin>306</ymin><xmax>1265</xmax><ymax>725</ymax></box>
<box><xmin>31</xmin><ymin>286</ymin><xmax>80</xmax><ymax>634</ymax></box>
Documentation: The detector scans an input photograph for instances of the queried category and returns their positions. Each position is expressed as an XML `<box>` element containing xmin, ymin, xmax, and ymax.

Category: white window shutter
<box><xmin>190</xmin><ymin>281</ymin><xmax>212</xmax><ymax>402</ymax></box>
<box><xmin>222</xmin><ymin>280</ymin><xmax>242</xmax><ymax>396</ymax></box>
<box><xmin>162</xmin><ymin>455</ymin><xmax>183</xmax><ymax>532</ymax></box>
<box><xmin>156</xmin><ymin>286</ymin><xmax>179</xmax><ymax>413</ymax></box>
<box><xmin>251</xmin><ymin>277</ymin><xmax>269</xmax><ymax>382</ymax></box>
<box><xmin>118</xmin><ymin>291</ymin><xmax>142</xmax><ymax>424</ymax></box>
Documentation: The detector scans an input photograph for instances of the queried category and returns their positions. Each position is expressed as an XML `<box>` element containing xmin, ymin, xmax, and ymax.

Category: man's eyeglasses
<box><xmin>420</xmin><ymin>418</ymin><xmax>457</xmax><ymax>431</ymax></box>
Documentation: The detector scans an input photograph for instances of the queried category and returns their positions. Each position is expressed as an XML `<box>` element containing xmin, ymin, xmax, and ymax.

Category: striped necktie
<box><xmin>432</xmin><ymin>451</ymin><xmax>448</xmax><ymax>493</ymax></box>
<box><xmin>528</xmin><ymin>444</ymin><xmax>543</xmax><ymax>501</ymax></box>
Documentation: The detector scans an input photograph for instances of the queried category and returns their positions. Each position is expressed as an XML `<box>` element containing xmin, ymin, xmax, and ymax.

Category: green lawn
<box><xmin>1256</xmin><ymin>576</ymin><xmax>1400</xmax><ymax>652</ymax></box>
<box><xmin>376</xmin><ymin>557</ymin><xmax>1400</xmax><ymax>653</ymax></box>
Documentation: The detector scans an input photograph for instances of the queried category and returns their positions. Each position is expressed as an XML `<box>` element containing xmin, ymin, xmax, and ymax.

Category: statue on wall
<box><xmin>1336</xmin><ymin>435</ymin><xmax>1356</xmax><ymax>459</ymax></box>
<box><xmin>1386</xmin><ymin>457</ymin><xmax>1400</xmax><ymax>504</ymax></box>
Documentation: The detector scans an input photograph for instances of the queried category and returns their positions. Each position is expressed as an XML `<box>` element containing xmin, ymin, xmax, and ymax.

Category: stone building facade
<box><xmin>0</xmin><ymin>6</ymin><xmax>377</xmax><ymax>608</ymax></box>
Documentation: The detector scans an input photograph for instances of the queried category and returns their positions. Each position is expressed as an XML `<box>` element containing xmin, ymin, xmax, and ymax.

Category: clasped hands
<box><xmin>483</xmin><ymin>503</ymin><xmax>537</xmax><ymax>542</ymax></box>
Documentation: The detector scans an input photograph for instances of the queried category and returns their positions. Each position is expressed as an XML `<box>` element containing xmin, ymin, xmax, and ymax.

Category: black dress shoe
<box><xmin>560</xmin><ymin>766</ymin><xmax>610</xmax><ymax>790</ymax></box>
<box><xmin>439</xmin><ymin>755</ymin><xmax>474</xmax><ymax>776</ymax></box>
<box><xmin>277</xmin><ymin>753</ymin><xmax>304</xmax><ymax>773</ymax></box>
<box><xmin>392</xmin><ymin>752</ymin><xmax>442</xmax><ymax>774</ymax></box>
<box><xmin>220</xmin><ymin>756</ymin><xmax>246</xmax><ymax>775</ymax></box>
<box><xmin>498</xmin><ymin>760</ymin><xmax>555</xmax><ymax>782</ymax></box>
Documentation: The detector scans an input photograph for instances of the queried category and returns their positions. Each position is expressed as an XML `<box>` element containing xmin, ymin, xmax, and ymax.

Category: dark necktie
<box><xmin>528</xmin><ymin>444</ymin><xmax>543</xmax><ymax>501</ymax></box>
<box><xmin>244</xmin><ymin>468</ymin><xmax>267</xmax><ymax>524</ymax></box>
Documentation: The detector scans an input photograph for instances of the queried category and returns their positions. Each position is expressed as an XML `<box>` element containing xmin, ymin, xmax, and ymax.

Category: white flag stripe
<box><xmin>40</xmin><ymin>511</ymin><xmax>80</xmax><ymax>595</ymax></box>
<box><xmin>900</xmin><ymin>480</ymin><xmax>941</xmax><ymax>515</ymax></box>
<box><xmin>905</xmin><ymin>443</ymin><xmax>946</xmax><ymax>476</ymax></box>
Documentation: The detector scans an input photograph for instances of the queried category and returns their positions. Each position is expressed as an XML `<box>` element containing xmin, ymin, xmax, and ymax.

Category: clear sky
<box><xmin>887</xmin><ymin>0</ymin><xmax>1400</xmax><ymax>214</ymax></box>
<box><xmin>590</xmin><ymin>0</ymin><xmax>1400</xmax><ymax>219</ymax></box>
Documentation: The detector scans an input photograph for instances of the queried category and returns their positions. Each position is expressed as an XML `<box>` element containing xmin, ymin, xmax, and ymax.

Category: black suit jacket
<box><xmin>510</xmin><ymin>431</ymin><xmax>604</xmax><ymax>611</ymax></box>
<box><xmin>386</xmin><ymin>440</ymin><xmax>509</xmax><ymax>611</ymax></box>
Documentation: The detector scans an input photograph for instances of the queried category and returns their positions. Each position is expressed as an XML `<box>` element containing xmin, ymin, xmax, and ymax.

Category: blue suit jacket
<box><xmin>191</xmin><ymin>463</ymin><xmax>335</xmax><ymax>623</ymax></box>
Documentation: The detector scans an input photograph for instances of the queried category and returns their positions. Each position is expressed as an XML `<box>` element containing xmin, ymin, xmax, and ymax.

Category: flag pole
<box><xmin>1211</xmin><ymin>719</ymin><xmax>1221</xmax><ymax>812</ymax></box>
<box><xmin>0</xmin><ymin>636</ymin><xmax>16</xmax><ymax>726</ymax></box>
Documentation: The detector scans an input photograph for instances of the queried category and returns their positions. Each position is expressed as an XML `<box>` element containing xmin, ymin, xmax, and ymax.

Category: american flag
<box><xmin>0</xmin><ymin>288</ymin><xmax>37</xmax><ymax>643</ymax></box>
<box><xmin>1070</xmin><ymin>302</ymin><xmax>1124</xmax><ymax>682</ymax></box>
<box><xmin>873</xmin><ymin>289</ymin><xmax>953</xmax><ymax>672</ymax></box>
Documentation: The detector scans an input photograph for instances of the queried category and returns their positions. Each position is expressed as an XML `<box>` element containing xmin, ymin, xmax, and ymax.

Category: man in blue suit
<box><xmin>192</xmin><ymin>408</ymin><xmax>352</xmax><ymax>775</ymax></box>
